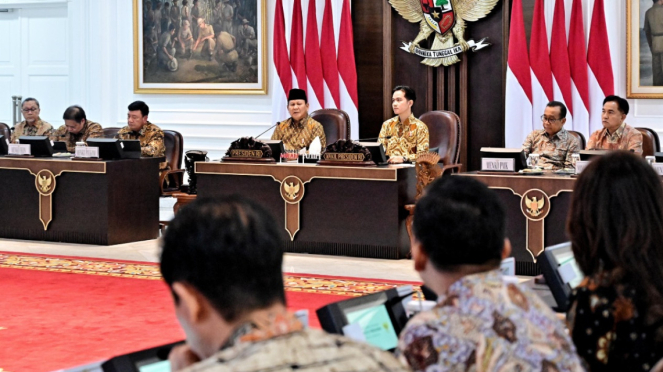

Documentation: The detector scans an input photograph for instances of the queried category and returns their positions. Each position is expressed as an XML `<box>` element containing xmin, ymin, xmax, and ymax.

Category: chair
<box><xmin>636</xmin><ymin>127</ymin><xmax>660</xmax><ymax>157</ymax></box>
<box><xmin>310</xmin><ymin>109</ymin><xmax>350</xmax><ymax>144</ymax></box>
<box><xmin>160</xmin><ymin>130</ymin><xmax>185</xmax><ymax>196</ymax></box>
<box><xmin>567</xmin><ymin>130</ymin><xmax>586</xmax><ymax>150</ymax></box>
<box><xmin>418</xmin><ymin>110</ymin><xmax>461</xmax><ymax>167</ymax></box>
<box><xmin>103</xmin><ymin>127</ymin><xmax>121</xmax><ymax>138</ymax></box>
<box><xmin>0</xmin><ymin>123</ymin><xmax>11</xmax><ymax>141</ymax></box>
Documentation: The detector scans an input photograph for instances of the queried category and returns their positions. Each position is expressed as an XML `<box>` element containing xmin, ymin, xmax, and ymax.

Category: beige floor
<box><xmin>0</xmin><ymin>237</ymin><xmax>420</xmax><ymax>282</ymax></box>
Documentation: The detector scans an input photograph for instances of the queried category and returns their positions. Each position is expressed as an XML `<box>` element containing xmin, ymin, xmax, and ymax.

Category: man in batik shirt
<box><xmin>522</xmin><ymin>101</ymin><xmax>580</xmax><ymax>170</ymax></box>
<box><xmin>587</xmin><ymin>95</ymin><xmax>643</xmax><ymax>154</ymax></box>
<box><xmin>379</xmin><ymin>86</ymin><xmax>429</xmax><ymax>163</ymax></box>
<box><xmin>116</xmin><ymin>101</ymin><xmax>166</xmax><ymax>170</ymax></box>
<box><xmin>11</xmin><ymin>98</ymin><xmax>54</xmax><ymax>143</ymax></box>
<box><xmin>161</xmin><ymin>196</ymin><xmax>407</xmax><ymax>372</ymax></box>
<box><xmin>398</xmin><ymin>176</ymin><xmax>584</xmax><ymax>372</ymax></box>
<box><xmin>271</xmin><ymin>89</ymin><xmax>326</xmax><ymax>151</ymax></box>
<box><xmin>51</xmin><ymin>105</ymin><xmax>104</xmax><ymax>152</ymax></box>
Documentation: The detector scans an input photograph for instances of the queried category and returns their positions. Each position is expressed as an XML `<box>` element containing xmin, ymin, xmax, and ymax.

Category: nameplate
<box><xmin>75</xmin><ymin>146</ymin><xmax>99</xmax><ymax>158</ymax></box>
<box><xmin>575</xmin><ymin>160</ymin><xmax>589</xmax><ymax>175</ymax></box>
<box><xmin>322</xmin><ymin>153</ymin><xmax>366</xmax><ymax>162</ymax></box>
<box><xmin>229</xmin><ymin>149</ymin><xmax>263</xmax><ymax>158</ymax></box>
<box><xmin>8</xmin><ymin>143</ymin><xmax>31</xmax><ymax>155</ymax></box>
<box><xmin>481</xmin><ymin>158</ymin><xmax>515</xmax><ymax>172</ymax></box>
<box><xmin>652</xmin><ymin>163</ymin><xmax>663</xmax><ymax>176</ymax></box>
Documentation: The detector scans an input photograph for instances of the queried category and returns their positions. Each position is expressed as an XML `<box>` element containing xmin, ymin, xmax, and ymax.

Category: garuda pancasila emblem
<box><xmin>284</xmin><ymin>182</ymin><xmax>300</xmax><ymax>201</ymax></box>
<box><xmin>525</xmin><ymin>195</ymin><xmax>545</xmax><ymax>217</ymax></box>
<box><xmin>388</xmin><ymin>0</ymin><xmax>498</xmax><ymax>66</ymax></box>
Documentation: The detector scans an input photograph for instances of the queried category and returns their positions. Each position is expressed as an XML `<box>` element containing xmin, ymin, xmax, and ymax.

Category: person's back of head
<box><xmin>161</xmin><ymin>195</ymin><xmax>285</xmax><ymax>322</ymax></box>
<box><xmin>568</xmin><ymin>151</ymin><xmax>663</xmax><ymax>313</ymax></box>
<box><xmin>413</xmin><ymin>175</ymin><xmax>506</xmax><ymax>273</ymax></box>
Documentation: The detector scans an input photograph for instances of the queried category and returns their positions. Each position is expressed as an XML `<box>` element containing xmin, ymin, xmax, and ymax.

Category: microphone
<box><xmin>253</xmin><ymin>122</ymin><xmax>279</xmax><ymax>139</ymax></box>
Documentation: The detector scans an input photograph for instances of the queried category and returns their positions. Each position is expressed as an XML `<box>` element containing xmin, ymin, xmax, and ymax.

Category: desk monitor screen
<box><xmin>262</xmin><ymin>140</ymin><xmax>284</xmax><ymax>161</ymax></box>
<box><xmin>357</xmin><ymin>142</ymin><xmax>388</xmax><ymax>165</ymax></box>
<box><xmin>479</xmin><ymin>148</ymin><xmax>527</xmax><ymax>171</ymax></box>
<box><xmin>0</xmin><ymin>135</ymin><xmax>7</xmax><ymax>155</ymax></box>
<box><xmin>101</xmin><ymin>340</ymin><xmax>183</xmax><ymax>372</ymax></box>
<box><xmin>655</xmin><ymin>152</ymin><xmax>663</xmax><ymax>163</ymax></box>
<box><xmin>53</xmin><ymin>141</ymin><xmax>68</xmax><ymax>152</ymax></box>
<box><xmin>87</xmin><ymin>139</ymin><xmax>141</xmax><ymax>160</ymax></box>
<box><xmin>579</xmin><ymin>150</ymin><xmax>608</xmax><ymax>161</ymax></box>
<box><xmin>316</xmin><ymin>288</ymin><xmax>407</xmax><ymax>351</ymax></box>
<box><xmin>537</xmin><ymin>242</ymin><xmax>584</xmax><ymax>312</ymax></box>
<box><xmin>19</xmin><ymin>136</ymin><xmax>53</xmax><ymax>157</ymax></box>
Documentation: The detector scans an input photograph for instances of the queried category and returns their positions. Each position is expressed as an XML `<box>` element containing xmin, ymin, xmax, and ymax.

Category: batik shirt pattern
<box><xmin>379</xmin><ymin>114</ymin><xmax>430</xmax><ymax>161</ymax></box>
<box><xmin>587</xmin><ymin>123</ymin><xmax>643</xmax><ymax>154</ymax></box>
<box><xmin>567</xmin><ymin>273</ymin><xmax>663</xmax><ymax>372</ymax></box>
<box><xmin>271</xmin><ymin>116</ymin><xmax>326</xmax><ymax>151</ymax></box>
<box><xmin>116</xmin><ymin>122</ymin><xmax>167</xmax><ymax>169</ymax></box>
<box><xmin>181</xmin><ymin>311</ymin><xmax>407</xmax><ymax>372</ymax></box>
<box><xmin>11</xmin><ymin>119</ymin><xmax>54</xmax><ymax>143</ymax></box>
<box><xmin>522</xmin><ymin>128</ymin><xmax>580</xmax><ymax>169</ymax></box>
<box><xmin>51</xmin><ymin>121</ymin><xmax>104</xmax><ymax>152</ymax></box>
<box><xmin>397</xmin><ymin>269</ymin><xmax>584</xmax><ymax>372</ymax></box>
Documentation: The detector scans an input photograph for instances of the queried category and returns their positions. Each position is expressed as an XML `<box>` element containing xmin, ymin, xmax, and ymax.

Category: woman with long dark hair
<box><xmin>567</xmin><ymin>151</ymin><xmax>663</xmax><ymax>371</ymax></box>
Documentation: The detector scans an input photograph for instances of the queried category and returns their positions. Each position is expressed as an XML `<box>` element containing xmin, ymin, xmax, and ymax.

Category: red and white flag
<box><xmin>529</xmin><ymin>0</ymin><xmax>553</xmax><ymax>132</ymax></box>
<box><xmin>568</xmin><ymin>0</ymin><xmax>590</xmax><ymax>138</ymax></box>
<box><xmin>271</xmin><ymin>0</ymin><xmax>359</xmax><ymax>139</ymax></box>
<box><xmin>504</xmin><ymin>0</ymin><xmax>532</xmax><ymax>148</ymax></box>
<box><xmin>550</xmin><ymin>0</ymin><xmax>573</xmax><ymax>130</ymax></box>
<box><xmin>587</xmin><ymin>0</ymin><xmax>614</xmax><ymax>134</ymax></box>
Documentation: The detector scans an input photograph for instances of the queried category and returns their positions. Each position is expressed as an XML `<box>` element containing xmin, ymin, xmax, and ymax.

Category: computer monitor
<box><xmin>654</xmin><ymin>152</ymin><xmax>663</xmax><ymax>163</ymax></box>
<box><xmin>262</xmin><ymin>140</ymin><xmax>284</xmax><ymax>162</ymax></box>
<box><xmin>579</xmin><ymin>150</ymin><xmax>608</xmax><ymax>161</ymax></box>
<box><xmin>316</xmin><ymin>287</ymin><xmax>408</xmax><ymax>351</ymax></box>
<box><xmin>87</xmin><ymin>139</ymin><xmax>141</xmax><ymax>160</ymax></box>
<box><xmin>479</xmin><ymin>148</ymin><xmax>527</xmax><ymax>171</ymax></box>
<box><xmin>357</xmin><ymin>142</ymin><xmax>388</xmax><ymax>165</ymax></box>
<box><xmin>53</xmin><ymin>141</ymin><xmax>68</xmax><ymax>152</ymax></box>
<box><xmin>0</xmin><ymin>135</ymin><xmax>8</xmax><ymax>155</ymax></box>
<box><xmin>537</xmin><ymin>242</ymin><xmax>584</xmax><ymax>312</ymax></box>
<box><xmin>19</xmin><ymin>136</ymin><xmax>53</xmax><ymax>157</ymax></box>
<box><xmin>101</xmin><ymin>340</ymin><xmax>183</xmax><ymax>372</ymax></box>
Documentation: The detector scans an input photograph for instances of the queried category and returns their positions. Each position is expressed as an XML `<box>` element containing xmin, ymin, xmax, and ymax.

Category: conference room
<box><xmin>2</xmin><ymin>0</ymin><xmax>663</xmax><ymax>371</ymax></box>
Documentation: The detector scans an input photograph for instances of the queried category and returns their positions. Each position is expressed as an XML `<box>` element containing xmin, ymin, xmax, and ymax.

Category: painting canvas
<box><xmin>133</xmin><ymin>0</ymin><xmax>267</xmax><ymax>94</ymax></box>
<box><xmin>627</xmin><ymin>0</ymin><xmax>663</xmax><ymax>98</ymax></box>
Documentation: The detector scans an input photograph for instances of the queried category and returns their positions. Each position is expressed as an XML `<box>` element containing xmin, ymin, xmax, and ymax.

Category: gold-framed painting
<box><xmin>627</xmin><ymin>0</ymin><xmax>663</xmax><ymax>98</ymax></box>
<box><xmin>133</xmin><ymin>0</ymin><xmax>267</xmax><ymax>95</ymax></box>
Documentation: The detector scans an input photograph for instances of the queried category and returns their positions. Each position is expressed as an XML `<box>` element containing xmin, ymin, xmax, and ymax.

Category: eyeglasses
<box><xmin>22</xmin><ymin>108</ymin><xmax>39</xmax><ymax>112</ymax></box>
<box><xmin>540</xmin><ymin>115</ymin><xmax>561</xmax><ymax>124</ymax></box>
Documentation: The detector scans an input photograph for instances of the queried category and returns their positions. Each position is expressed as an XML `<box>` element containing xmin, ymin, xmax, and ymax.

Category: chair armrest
<box><xmin>440</xmin><ymin>163</ymin><xmax>462</xmax><ymax>175</ymax></box>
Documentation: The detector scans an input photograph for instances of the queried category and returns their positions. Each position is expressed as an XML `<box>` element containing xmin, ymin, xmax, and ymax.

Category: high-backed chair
<box><xmin>160</xmin><ymin>130</ymin><xmax>185</xmax><ymax>196</ymax></box>
<box><xmin>310</xmin><ymin>109</ymin><xmax>350</xmax><ymax>144</ymax></box>
<box><xmin>636</xmin><ymin>127</ymin><xmax>660</xmax><ymax>157</ymax></box>
<box><xmin>418</xmin><ymin>110</ymin><xmax>461</xmax><ymax>167</ymax></box>
<box><xmin>103</xmin><ymin>127</ymin><xmax>121</xmax><ymax>138</ymax></box>
<box><xmin>0</xmin><ymin>123</ymin><xmax>11</xmax><ymax>141</ymax></box>
<box><xmin>567</xmin><ymin>130</ymin><xmax>586</xmax><ymax>150</ymax></box>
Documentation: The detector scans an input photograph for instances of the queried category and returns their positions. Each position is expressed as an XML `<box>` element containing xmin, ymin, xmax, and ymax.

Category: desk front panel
<box><xmin>196</xmin><ymin>162</ymin><xmax>416</xmax><ymax>258</ymax></box>
<box><xmin>0</xmin><ymin>158</ymin><xmax>160</xmax><ymax>245</ymax></box>
<box><xmin>459</xmin><ymin>173</ymin><xmax>575</xmax><ymax>275</ymax></box>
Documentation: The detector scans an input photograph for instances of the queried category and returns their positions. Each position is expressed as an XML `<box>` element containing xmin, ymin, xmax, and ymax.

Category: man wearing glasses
<box><xmin>521</xmin><ymin>101</ymin><xmax>579</xmax><ymax>170</ymax></box>
<box><xmin>10</xmin><ymin>98</ymin><xmax>54</xmax><ymax>143</ymax></box>
<box><xmin>587</xmin><ymin>95</ymin><xmax>643</xmax><ymax>154</ymax></box>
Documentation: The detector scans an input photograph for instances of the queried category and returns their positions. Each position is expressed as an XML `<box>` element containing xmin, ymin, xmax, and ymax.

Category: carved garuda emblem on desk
<box><xmin>388</xmin><ymin>0</ymin><xmax>498</xmax><ymax>66</ymax></box>
<box><xmin>35</xmin><ymin>170</ymin><xmax>56</xmax><ymax>196</ymax></box>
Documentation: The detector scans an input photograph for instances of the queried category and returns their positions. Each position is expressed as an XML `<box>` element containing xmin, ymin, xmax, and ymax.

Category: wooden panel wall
<box><xmin>353</xmin><ymin>0</ymin><xmax>510</xmax><ymax>171</ymax></box>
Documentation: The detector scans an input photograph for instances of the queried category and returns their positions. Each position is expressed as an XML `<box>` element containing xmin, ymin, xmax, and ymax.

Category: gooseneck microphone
<box><xmin>253</xmin><ymin>122</ymin><xmax>279</xmax><ymax>139</ymax></box>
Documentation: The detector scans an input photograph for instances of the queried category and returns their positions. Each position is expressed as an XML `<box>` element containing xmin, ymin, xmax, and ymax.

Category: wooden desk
<box><xmin>459</xmin><ymin>172</ymin><xmax>576</xmax><ymax>275</ymax></box>
<box><xmin>0</xmin><ymin>157</ymin><xmax>161</xmax><ymax>245</ymax></box>
<box><xmin>195</xmin><ymin>162</ymin><xmax>416</xmax><ymax>258</ymax></box>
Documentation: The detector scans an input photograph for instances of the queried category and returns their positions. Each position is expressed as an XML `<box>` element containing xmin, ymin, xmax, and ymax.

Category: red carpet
<box><xmin>0</xmin><ymin>252</ymin><xmax>420</xmax><ymax>372</ymax></box>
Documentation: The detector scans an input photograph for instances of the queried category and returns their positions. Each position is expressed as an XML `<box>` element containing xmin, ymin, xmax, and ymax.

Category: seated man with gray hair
<box><xmin>11</xmin><ymin>98</ymin><xmax>54</xmax><ymax>143</ymax></box>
